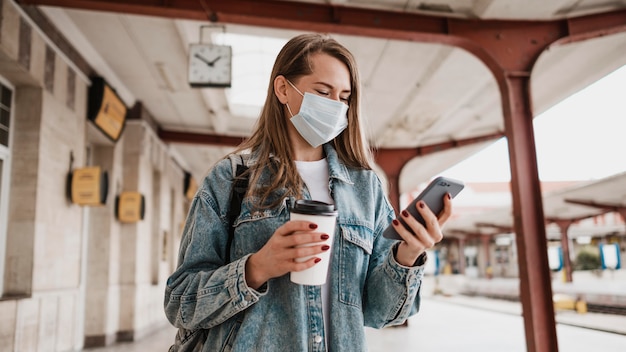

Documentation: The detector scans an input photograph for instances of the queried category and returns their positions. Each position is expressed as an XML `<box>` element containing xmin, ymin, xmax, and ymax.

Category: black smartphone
<box><xmin>383</xmin><ymin>176</ymin><xmax>465</xmax><ymax>240</ymax></box>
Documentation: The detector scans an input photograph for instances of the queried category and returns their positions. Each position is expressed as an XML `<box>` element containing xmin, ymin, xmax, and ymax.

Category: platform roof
<box><xmin>16</xmin><ymin>0</ymin><xmax>626</xmax><ymax>232</ymax></box>
<box><xmin>18</xmin><ymin>0</ymin><xmax>626</xmax><ymax>192</ymax></box>
<box><xmin>446</xmin><ymin>172</ymin><xmax>626</xmax><ymax>238</ymax></box>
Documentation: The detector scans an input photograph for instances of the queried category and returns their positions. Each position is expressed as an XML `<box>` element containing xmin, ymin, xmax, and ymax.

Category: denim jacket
<box><xmin>164</xmin><ymin>144</ymin><xmax>426</xmax><ymax>352</ymax></box>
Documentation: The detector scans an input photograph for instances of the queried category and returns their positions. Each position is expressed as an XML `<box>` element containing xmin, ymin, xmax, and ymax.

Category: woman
<box><xmin>165</xmin><ymin>33</ymin><xmax>452</xmax><ymax>351</ymax></box>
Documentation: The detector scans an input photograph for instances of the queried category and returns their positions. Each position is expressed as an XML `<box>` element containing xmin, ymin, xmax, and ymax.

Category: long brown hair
<box><xmin>232</xmin><ymin>33</ymin><xmax>372</xmax><ymax>209</ymax></box>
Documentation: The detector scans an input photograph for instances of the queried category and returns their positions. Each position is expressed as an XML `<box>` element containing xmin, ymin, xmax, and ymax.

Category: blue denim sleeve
<box><xmin>164</xmin><ymin>159</ymin><xmax>266</xmax><ymax>330</ymax></box>
<box><xmin>362</xmin><ymin>180</ymin><xmax>425</xmax><ymax>328</ymax></box>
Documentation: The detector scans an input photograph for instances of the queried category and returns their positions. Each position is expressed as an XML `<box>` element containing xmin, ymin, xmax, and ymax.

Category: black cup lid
<box><xmin>291</xmin><ymin>199</ymin><xmax>337</xmax><ymax>216</ymax></box>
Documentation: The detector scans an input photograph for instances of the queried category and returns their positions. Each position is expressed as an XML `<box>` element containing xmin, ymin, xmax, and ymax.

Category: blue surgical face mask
<box><xmin>286</xmin><ymin>80</ymin><xmax>349</xmax><ymax>148</ymax></box>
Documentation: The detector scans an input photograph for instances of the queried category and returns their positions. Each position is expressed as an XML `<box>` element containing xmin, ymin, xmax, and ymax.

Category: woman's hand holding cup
<box><xmin>245</xmin><ymin>220</ymin><xmax>330</xmax><ymax>290</ymax></box>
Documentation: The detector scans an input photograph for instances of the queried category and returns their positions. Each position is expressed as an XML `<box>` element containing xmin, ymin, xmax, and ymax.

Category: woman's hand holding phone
<box><xmin>385</xmin><ymin>176</ymin><xmax>464</xmax><ymax>266</ymax></box>
<box><xmin>392</xmin><ymin>194</ymin><xmax>452</xmax><ymax>266</ymax></box>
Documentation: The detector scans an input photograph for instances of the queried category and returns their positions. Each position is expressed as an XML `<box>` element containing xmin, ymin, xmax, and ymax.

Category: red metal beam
<box><xmin>158</xmin><ymin>128</ymin><xmax>503</xmax><ymax>150</ymax></box>
<box><xmin>18</xmin><ymin>0</ymin><xmax>626</xmax><ymax>70</ymax></box>
<box><xmin>373</xmin><ymin>131</ymin><xmax>503</xmax><ymax>211</ymax></box>
<box><xmin>156</xmin><ymin>126</ymin><xmax>503</xmax><ymax>212</ymax></box>
<box><xmin>157</xmin><ymin>128</ymin><xmax>247</xmax><ymax>147</ymax></box>
<box><xmin>18</xmin><ymin>0</ymin><xmax>626</xmax><ymax>40</ymax></box>
<box><xmin>377</xmin><ymin>131</ymin><xmax>504</xmax><ymax>157</ymax></box>
<box><xmin>447</xmin><ymin>229</ymin><xmax>477</xmax><ymax>236</ymax></box>
<box><xmin>545</xmin><ymin>199</ymin><xmax>620</xmax><ymax>232</ymax></box>
<box><xmin>562</xmin><ymin>9</ymin><xmax>626</xmax><ymax>44</ymax></box>
<box><xmin>564</xmin><ymin>198</ymin><xmax>626</xmax><ymax>212</ymax></box>
<box><xmin>544</xmin><ymin>211</ymin><xmax>611</xmax><ymax>223</ymax></box>
<box><xmin>475</xmin><ymin>222</ymin><xmax>514</xmax><ymax>233</ymax></box>
<box><xmin>16</xmin><ymin>0</ymin><xmax>457</xmax><ymax>37</ymax></box>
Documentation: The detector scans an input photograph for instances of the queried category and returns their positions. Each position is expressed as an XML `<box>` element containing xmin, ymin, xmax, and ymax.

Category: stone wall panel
<box><xmin>0</xmin><ymin>300</ymin><xmax>17</xmax><ymax>352</ymax></box>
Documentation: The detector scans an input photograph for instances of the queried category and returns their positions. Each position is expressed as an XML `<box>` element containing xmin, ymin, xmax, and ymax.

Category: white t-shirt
<box><xmin>295</xmin><ymin>159</ymin><xmax>332</xmax><ymax>348</ymax></box>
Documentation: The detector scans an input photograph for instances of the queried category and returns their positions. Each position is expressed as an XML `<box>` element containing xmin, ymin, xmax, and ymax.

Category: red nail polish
<box><xmin>419</xmin><ymin>202</ymin><xmax>425</xmax><ymax>209</ymax></box>
<box><xmin>392</xmin><ymin>219</ymin><xmax>400</xmax><ymax>226</ymax></box>
<box><xmin>321</xmin><ymin>234</ymin><xmax>329</xmax><ymax>240</ymax></box>
<box><xmin>322</xmin><ymin>245</ymin><xmax>330</xmax><ymax>251</ymax></box>
<box><xmin>309</xmin><ymin>223</ymin><xmax>318</xmax><ymax>229</ymax></box>
<box><xmin>447</xmin><ymin>193</ymin><xmax>452</xmax><ymax>200</ymax></box>
<box><xmin>401</xmin><ymin>210</ymin><xmax>409</xmax><ymax>217</ymax></box>
<box><xmin>314</xmin><ymin>258</ymin><xmax>322</xmax><ymax>263</ymax></box>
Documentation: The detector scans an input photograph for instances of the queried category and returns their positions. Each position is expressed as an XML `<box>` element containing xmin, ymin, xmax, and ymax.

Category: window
<box><xmin>0</xmin><ymin>84</ymin><xmax>10</xmax><ymax>147</ymax></box>
<box><xmin>0</xmin><ymin>80</ymin><xmax>13</xmax><ymax>295</ymax></box>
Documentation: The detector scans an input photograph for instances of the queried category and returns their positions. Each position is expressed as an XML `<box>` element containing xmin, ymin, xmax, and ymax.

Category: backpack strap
<box><xmin>226</xmin><ymin>154</ymin><xmax>249</xmax><ymax>263</ymax></box>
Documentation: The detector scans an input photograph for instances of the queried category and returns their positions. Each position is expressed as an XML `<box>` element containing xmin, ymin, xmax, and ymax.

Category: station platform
<box><xmin>85</xmin><ymin>271</ymin><xmax>626</xmax><ymax>351</ymax></box>
<box><xmin>438</xmin><ymin>269</ymin><xmax>626</xmax><ymax>318</ymax></box>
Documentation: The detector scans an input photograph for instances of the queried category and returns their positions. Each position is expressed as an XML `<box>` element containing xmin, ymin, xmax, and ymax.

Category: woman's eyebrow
<box><xmin>313</xmin><ymin>81</ymin><xmax>351</xmax><ymax>93</ymax></box>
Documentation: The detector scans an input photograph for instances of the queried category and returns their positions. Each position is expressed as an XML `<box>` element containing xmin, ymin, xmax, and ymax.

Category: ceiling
<box><xmin>17</xmin><ymin>0</ymin><xmax>626</xmax><ymax>230</ymax></box>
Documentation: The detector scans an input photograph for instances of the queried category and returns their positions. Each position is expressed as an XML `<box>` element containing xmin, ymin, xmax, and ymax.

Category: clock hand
<box><xmin>194</xmin><ymin>53</ymin><xmax>213</xmax><ymax>66</ymax></box>
<box><xmin>195</xmin><ymin>53</ymin><xmax>223</xmax><ymax>67</ymax></box>
<box><xmin>208</xmin><ymin>56</ymin><xmax>222</xmax><ymax>66</ymax></box>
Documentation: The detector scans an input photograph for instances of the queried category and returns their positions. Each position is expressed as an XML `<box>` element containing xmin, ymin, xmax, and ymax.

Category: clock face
<box><xmin>188</xmin><ymin>44</ymin><xmax>232</xmax><ymax>88</ymax></box>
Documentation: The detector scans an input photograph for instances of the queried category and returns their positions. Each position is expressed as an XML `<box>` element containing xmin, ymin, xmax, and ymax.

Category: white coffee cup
<box><xmin>289</xmin><ymin>200</ymin><xmax>338</xmax><ymax>285</ymax></box>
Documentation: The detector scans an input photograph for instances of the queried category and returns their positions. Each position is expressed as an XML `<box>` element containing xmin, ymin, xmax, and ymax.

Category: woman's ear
<box><xmin>274</xmin><ymin>75</ymin><xmax>289</xmax><ymax>104</ymax></box>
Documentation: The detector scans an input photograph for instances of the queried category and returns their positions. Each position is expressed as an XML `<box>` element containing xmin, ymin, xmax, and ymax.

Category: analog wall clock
<box><xmin>188</xmin><ymin>43</ymin><xmax>232</xmax><ymax>88</ymax></box>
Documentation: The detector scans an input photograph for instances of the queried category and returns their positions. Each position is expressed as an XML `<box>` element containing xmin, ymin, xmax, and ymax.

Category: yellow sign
<box><xmin>116</xmin><ymin>191</ymin><xmax>145</xmax><ymax>223</ymax></box>
<box><xmin>94</xmin><ymin>84</ymin><xmax>127</xmax><ymax>141</ymax></box>
<box><xmin>69</xmin><ymin>166</ymin><xmax>108</xmax><ymax>206</ymax></box>
<box><xmin>88</xmin><ymin>77</ymin><xmax>127</xmax><ymax>141</ymax></box>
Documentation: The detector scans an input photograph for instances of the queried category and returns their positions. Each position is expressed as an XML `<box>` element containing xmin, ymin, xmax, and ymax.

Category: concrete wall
<box><xmin>0</xmin><ymin>1</ymin><xmax>186</xmax><ymax>350</ymax></box>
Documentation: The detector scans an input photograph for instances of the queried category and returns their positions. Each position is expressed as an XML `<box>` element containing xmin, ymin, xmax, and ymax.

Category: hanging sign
<box><xmin>115</xmin><ymin>191</ymin><xmax>145</xmax><ymax>223</ymax></box>
<box><xmin>67</xmin><ymin>166</ymin><xmax>108</xmax><ymax>206</ymax></box>
<box><xmin>87</xmin><ymin>76</ymin><xmax>127</xmax><ymax>141</ymax></box>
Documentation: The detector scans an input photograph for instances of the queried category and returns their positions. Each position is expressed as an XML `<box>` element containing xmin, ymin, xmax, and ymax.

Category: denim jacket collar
<box><xmin>323</xmin><ymin>143</ymin><xmax>353</xmax><ymax>185</ymax></box>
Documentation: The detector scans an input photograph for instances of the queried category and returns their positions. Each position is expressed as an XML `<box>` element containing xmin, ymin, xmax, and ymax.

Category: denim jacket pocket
<box><xmin>220</xmin><ymin>314</ymin><xmax>243</xmax><ymax>352</ymax></box>
<box><xmin>338</xmin><ymin>224</ymin><xmax>374</xmax><ymax>307</ymax></box>
<box><xmin>232</xmin><ymin>194</ymin><xmax>288</xmax><ymax>228</ymax></box>
<box><xmin>231</xmin><ymin>199</ymin><xmax>288</xmax><ymax>260</ymax></box>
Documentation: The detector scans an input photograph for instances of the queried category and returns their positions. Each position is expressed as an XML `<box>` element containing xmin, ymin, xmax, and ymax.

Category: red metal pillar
<box><xmin>373</xmin><ymin>149</ymin><xmax>419</xmax><ymax>213</ymax></box>
<box><xmin>458</xmin><ymin>238</ymin><xmax>466</xmax><ymax>275</ymax></box>
<box><xmin>502</xmin><ymin>72</ymin><xmax>558</xmax><ymax>352</ymax></box>
<box><xmin>439</xmin><ymin>21</ymin><xmax>562</xmax><ymax>351</ymax></box>
<box><xmin>555</xmin><ymin>220</ymin><xmax>574</xmax><ymax>282</ymax></box>
<box><xmin>481</xmin><ymin>235</ymin><xmax>492</xmax><ymax>278</ymax></box>
<box><xmin>618</xmin><ymin>209</ymin><xmax>626</xmax><ymax>224</ymax></box>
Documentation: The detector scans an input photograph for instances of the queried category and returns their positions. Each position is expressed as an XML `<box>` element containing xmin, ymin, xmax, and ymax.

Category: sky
<box><xmin>442</xmin><ymin>64</ymin><xmax>626</xmax><ymax>183</ymax></box>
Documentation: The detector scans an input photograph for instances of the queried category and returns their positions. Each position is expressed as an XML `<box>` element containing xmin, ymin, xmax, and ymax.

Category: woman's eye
<box><xmin>340</xmin><ymin>97</ymin><xmax>350</xmax><ymax>103</ymax></box>
<box><xmin>315</xmin><ymin>90</ymin><xmax>330</xmax><ymax>96</ymax></box>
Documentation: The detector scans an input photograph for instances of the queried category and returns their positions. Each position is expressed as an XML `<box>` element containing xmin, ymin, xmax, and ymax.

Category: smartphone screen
<box><xmin>382</xmin><ymin>176</ymin><xmax>464</xmax><ymax>240</ymax></box>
